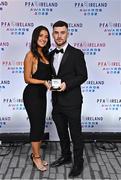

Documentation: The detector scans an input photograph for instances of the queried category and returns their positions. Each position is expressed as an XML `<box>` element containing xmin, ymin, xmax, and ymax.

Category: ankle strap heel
<box><xmin>30</xmin><ymin>153</ymin><xmax>47</xmax><ymax>171</ymax></box>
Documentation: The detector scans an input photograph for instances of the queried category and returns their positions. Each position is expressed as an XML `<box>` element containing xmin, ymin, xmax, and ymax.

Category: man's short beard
<box><xmin>56</xmin><ymin>40</ymin><xmax>67</xmax><ymax>47</ymax></box>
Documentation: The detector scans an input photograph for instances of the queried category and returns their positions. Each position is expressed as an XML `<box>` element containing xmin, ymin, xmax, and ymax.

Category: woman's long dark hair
<box><xmin>30</xmin><ymin>26</ymin><xmax>51</xmax><ymax>59</ymax></box>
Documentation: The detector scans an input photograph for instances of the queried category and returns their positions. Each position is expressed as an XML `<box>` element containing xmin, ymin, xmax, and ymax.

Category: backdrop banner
<box><xmin>0</xmin><ymin>0</ymin><xmax>121</xmax><ymax>141</ymax></box>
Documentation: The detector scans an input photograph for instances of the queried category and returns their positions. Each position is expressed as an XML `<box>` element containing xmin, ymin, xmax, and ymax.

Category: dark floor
<box><xmin>0</xmin><ymin>141</ymin><xmax>121</xmax><ymax>179</ymax></box>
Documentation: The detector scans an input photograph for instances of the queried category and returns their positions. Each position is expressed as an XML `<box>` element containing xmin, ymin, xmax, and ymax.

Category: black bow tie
<box><xmin>55</xmin><ymin>48</ymin><xmax>64</xmax><ymax>54</ymax></box>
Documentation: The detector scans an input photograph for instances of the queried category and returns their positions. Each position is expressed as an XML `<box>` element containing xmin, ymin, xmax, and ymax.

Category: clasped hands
<box><xmin>44</xmin><ymin>81</ymin><xmax>66</xmax><ymax>92</ymax></box>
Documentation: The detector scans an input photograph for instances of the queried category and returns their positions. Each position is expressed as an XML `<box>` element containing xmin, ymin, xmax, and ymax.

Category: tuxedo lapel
<box><xmin>51</xmin><ymin>45</ymin><xmax>71</xmax><ymax>77</ymax></box>
<box><xmin>50</xmin><ymin>50</ymin><xmax>57</xmax><ymax>77</ymax></box>
<box><xmin>57</xmin><ymin>45</ymin><xmax>70</xmax><ymax>75</ymax></box>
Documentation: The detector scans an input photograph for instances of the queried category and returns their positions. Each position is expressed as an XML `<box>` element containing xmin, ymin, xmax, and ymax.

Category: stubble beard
<box><xmin>55</xmin><ymin>40</ymin><xmax>67</xmax><ymax>47</ymax></box>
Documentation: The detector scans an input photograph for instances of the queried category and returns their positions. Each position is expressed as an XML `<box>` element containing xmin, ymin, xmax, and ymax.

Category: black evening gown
<box><xmin>23</xmin><ymin>59</ymin><xmax>50</xmax><ymax>142</ymax></box>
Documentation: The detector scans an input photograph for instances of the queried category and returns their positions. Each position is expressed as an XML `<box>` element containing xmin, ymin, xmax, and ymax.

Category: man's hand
<box><xmin>58</xmin><ymin>82</ymin><xmax>66</xmax><ymax>92</ymax></box>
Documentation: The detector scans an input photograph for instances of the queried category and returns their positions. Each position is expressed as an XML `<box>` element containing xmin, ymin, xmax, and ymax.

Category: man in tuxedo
<box><xmin>50</xmin><ymin>20</ymin><xmax>88</xmax><ymax>178</ymax></box>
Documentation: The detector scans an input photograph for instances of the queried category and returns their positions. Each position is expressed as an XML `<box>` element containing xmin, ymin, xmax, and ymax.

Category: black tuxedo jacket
<box><xmin>50</xmin><ymin>44</ymin><xmax>88</xmax><ymax>107</ymax></box>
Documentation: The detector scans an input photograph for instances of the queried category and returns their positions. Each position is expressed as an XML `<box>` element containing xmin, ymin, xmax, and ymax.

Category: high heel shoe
<box><xmin>42</xmin><ymin>160</ymin><xmax>48</xmax><ymax>166</ymax></box>
<box><xmin>30</xmin><ymin>153</ymin><xmax>48</xmax><ymax>166</ymax></box>
<box><xmin>30</xmin><ymin>153</ymin><xmax>47</xmax><ymax>171</ymax></box>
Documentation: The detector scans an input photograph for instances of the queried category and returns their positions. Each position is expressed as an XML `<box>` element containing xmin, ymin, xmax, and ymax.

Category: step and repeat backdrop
<box><xmin>0</xmin><ymin>0</ymin><xmax>121</xmax><ymax>140</ymax></box>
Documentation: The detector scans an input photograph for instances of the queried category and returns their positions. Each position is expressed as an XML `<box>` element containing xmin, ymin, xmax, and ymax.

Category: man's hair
<box><xmin>53</xmin><ymin>20</ymin><xmax>68</xmax><ymax>29</ymax></box>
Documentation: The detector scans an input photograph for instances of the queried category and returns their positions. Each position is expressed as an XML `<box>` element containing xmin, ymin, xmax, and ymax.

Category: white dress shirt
<box><xmin>53</xmin><ymin>43</ymin><xmax>68</xmax><ymax>75</ymax></box>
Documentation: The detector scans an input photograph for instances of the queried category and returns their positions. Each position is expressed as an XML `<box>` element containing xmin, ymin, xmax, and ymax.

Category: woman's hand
<box><xmin>43</xmin><ymin>80</ymin><xmax>51</xmax><ymax>90</ymax></box>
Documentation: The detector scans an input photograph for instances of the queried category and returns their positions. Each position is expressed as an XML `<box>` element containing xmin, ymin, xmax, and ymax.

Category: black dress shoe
<box><xmin>68</xmin><ymin>163</ymin><xmax>83</xmax><ymax>178</ymax></box>
<box><xmin>50</xmin><ymin>156</ymin><xmax>72</xmax><ymax>167</ymax></box>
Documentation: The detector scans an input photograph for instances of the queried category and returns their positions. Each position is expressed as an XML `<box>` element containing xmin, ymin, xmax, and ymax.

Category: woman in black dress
<box><xmin>23</xmin><ymin>26</ymin><xmax>51</xmax><ymax>171</ymax></box>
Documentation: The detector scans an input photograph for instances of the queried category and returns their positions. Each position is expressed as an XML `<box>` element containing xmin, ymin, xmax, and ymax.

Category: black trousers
<box><xmin>52</xmin><ymin>104</ymin><xmax>84</xmax><ymax>166</ymax></box>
